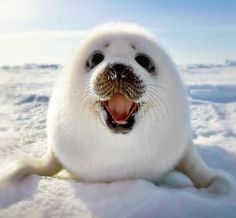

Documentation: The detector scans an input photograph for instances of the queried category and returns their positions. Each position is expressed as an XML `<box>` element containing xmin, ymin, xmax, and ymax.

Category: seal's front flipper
<box><xmin>0</xmin><ymin>150</ymin><xmax>62</xmax><ymax>189</ymax></box>
<box><xmin>176</xmin><ymin>143</ymin><xmax>234</xmax><ymax>195</ymax></box>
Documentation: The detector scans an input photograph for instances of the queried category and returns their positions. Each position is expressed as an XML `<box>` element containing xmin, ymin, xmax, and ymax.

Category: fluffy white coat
<box><xmin>0</xmin><ymin>23</ymin><xmax>234</xmax><ymax>194</ymax></box>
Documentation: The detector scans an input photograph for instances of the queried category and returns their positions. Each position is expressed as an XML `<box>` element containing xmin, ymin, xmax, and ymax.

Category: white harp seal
<box><xmin>0</xmin><ymin>23</ymin><xmax>234</xmax><ymax>194</ymax></box>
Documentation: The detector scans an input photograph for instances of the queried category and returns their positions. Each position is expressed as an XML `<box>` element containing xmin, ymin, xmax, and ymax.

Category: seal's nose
<box><xmin>109</xmin><ymin>63</ymin><xmax>133</xmax><ymax>80</ymax></box>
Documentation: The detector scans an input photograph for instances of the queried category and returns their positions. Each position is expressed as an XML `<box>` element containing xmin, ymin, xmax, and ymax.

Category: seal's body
<box><xmin>1</xmin><ymin>23</ymin><xmax>233</xmax><ymax>194</ymax></box>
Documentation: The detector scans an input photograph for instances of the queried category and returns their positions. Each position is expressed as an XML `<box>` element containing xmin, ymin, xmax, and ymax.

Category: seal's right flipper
<box><xmin>0</xmin><ymin>150</ymin><xmax>62</xmax><ymax>189</ymax></box>
<box><xmin>176</xmin><ymin>143</ymin><xmax>234</xmax><ymax>195</ymax></box>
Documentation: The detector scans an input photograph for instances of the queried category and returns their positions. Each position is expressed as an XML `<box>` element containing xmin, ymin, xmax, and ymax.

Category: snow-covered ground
<box><xmin>0</xmin><ymin>64</ymin><xmax>236</xmax><ymax>218</ymax></box>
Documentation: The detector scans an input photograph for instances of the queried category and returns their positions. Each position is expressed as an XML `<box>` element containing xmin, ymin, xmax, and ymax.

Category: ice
<box><xmin>0</xmin><ymin>64</ymin><xmax>236</xmax><ymax>218</ymax></box>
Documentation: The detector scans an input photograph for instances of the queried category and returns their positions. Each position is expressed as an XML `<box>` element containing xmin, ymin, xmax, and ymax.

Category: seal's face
<box><xmin>78</xmin><ymin>26</ymin><xmax>163</xmax><ymax>134</ymax></box>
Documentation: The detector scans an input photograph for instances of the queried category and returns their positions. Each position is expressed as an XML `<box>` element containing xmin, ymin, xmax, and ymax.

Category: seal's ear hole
<box><xmin>135</xmin><ymin>53</ymin><xmax>155</xmax><ymax>73</ymax></box>
<box><xmin>86</xmin><ymin>51</ymin><xmax>104</xmax><ymax>70</ymax></box>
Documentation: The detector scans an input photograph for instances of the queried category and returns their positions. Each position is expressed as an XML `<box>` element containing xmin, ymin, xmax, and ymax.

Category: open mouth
<box><xmin>102</xmin><ymin>93</ymin><xmax>138</xmax><ymax>134</ymax></box>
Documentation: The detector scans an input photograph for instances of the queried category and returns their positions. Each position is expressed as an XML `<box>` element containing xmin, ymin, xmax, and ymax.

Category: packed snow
<box><xmin>0</xmin><ymin>64</ymin><xmax>236</xmax><ymax>218</ymax></box>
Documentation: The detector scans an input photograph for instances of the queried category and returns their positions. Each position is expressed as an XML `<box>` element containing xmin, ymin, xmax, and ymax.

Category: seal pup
<box><xmin>0</xmin><ymin>23</ymin><xmax>233</xmax><ymax>194</ymax></box>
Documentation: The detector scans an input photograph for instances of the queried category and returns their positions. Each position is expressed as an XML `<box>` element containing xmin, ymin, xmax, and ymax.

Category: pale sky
<box><xmin>0</xmin><ymin>0</ymin><xmax>236</xmax><ymax>65</ymax></box>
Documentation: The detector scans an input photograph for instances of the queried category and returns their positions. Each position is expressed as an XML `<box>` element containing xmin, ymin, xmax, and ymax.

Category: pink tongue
<box><xmin>106</xmin><ymin>93</ymin><xmax>133</xmax><ymax>124</ymax></box>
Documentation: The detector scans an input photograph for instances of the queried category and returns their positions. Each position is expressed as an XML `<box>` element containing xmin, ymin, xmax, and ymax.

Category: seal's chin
<box><xmin>101</xmin><ymin>93</ymin><xmax>138</xmax><ymax>134</ymax></box>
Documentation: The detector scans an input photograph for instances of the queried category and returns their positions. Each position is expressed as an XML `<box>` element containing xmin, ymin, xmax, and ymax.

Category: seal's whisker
<box><xmin>94</xmin><ymin>103</ymin><xmax>101</xmax><ymax>130</ymax></box>
<box><xmin>144</xmin><ymin>90</ymin><xmax>164</xmax><ymax>115</ymax></box>
<box><xmin>146</xmin><ymin>95</ymin><xmax>161</xmax><ymax>122</ymax></box>
<box><xmin>146</xmin><ymin>87</ymin><xmax>169</xmax><ymax>116</ymax></box>
<box><xmin>145</xmin><ymin>84</ymin><xmax>171</xmax><ymax>96</ymax></box>
<box><xmin>145</xmin><ymin>92</ymin><xmax>165</xmax><ymax>120</ymax></box>
<box><xmin>141</xmin><ymin>94</ymin><xmax>159</xmax><ymax>123</ymax></box>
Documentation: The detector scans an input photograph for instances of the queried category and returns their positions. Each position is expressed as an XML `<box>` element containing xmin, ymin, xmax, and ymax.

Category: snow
<box><xmin>0</xmin><ymin>64</ymin><xmax>236</xmax><ymax>218</ymax></box>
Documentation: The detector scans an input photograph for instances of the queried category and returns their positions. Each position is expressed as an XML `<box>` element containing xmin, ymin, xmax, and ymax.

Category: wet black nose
<box><xmin>109</xmin><ymin>63</ymin><xmax>133</xmax><ymax>80</ymax></box>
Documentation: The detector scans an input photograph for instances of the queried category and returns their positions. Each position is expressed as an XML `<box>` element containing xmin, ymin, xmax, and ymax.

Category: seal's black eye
<box><xmin>135</xmin><ymin>53</ymin><xmax>155</xmax><ymax>73</ymax></box>
<box><xmin>87</xmin><ymin>52</ymin><xmax>104</xmax><ymax>70</ymax></box>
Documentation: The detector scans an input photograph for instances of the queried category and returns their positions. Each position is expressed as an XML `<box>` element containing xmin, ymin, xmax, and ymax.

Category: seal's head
<box><xmin>66</xmin><ymin>23</ymin><xmax>175</xmax><ymax>134</ymax></box>
<box><xmin>56</xmin><ymin>23</ymin><xmax>188</xmax><ymax>137</ymax></box>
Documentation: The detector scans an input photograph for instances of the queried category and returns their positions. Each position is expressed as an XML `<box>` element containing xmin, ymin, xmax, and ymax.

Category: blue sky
<box><xmin>0</xmin><ymin>0</ymin><xmax>235</xmax><ymax>65</ymax></box>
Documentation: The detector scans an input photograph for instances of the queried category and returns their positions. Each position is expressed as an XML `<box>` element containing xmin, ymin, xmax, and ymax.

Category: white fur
<box><xmin>0</xmin><ymin>23</ymin><xmax>234</xmax><ymax>194</ymax></box>
<box><xmin>47</xmin><ymin>23</ymin><xmax>190</xmax><ymax>182</ymax></box>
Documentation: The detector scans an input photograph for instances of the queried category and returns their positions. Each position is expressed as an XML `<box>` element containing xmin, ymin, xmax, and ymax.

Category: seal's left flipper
<box><xmin>0</xmin><ymin>150</ymin><xmax>62</xmax><ymax>190</ymax></box>
<box><xmin>176</xmin><ymin>143</ymin><xmax>235</xmax><ymax>195</ymax></box>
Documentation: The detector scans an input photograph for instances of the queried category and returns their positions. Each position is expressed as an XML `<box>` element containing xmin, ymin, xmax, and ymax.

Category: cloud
<box><xmin>0</xmin><ymin>30</ymin><xmax>88</xmax><ymax>65</ymax></box>
<box><xmin>0</xmin><ymin>30</ymin><xmax>88</xmax><ymax>40</ymax></box>
<box><xmin>0</xmin><ymin>0</ymin><xmax>38</xmax><ymax>25</ymax></box>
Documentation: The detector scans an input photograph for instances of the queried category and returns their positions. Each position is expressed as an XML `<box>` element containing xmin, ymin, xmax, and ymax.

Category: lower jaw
<box><xmin>105</xmin><ymin>117</ymin><xmax>135</xmax><ymax>134</ymax></box>
<box><xmin>107</xmin><ymin>125</ymin><xmax>133</xmax><ymax>134</ymax></box>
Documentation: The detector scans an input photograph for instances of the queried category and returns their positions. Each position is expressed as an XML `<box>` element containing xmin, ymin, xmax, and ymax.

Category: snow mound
<box><xmin>16</xmin><ymin>94</ymin><xmax>50</xmax><ymax>105</ymax></box>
